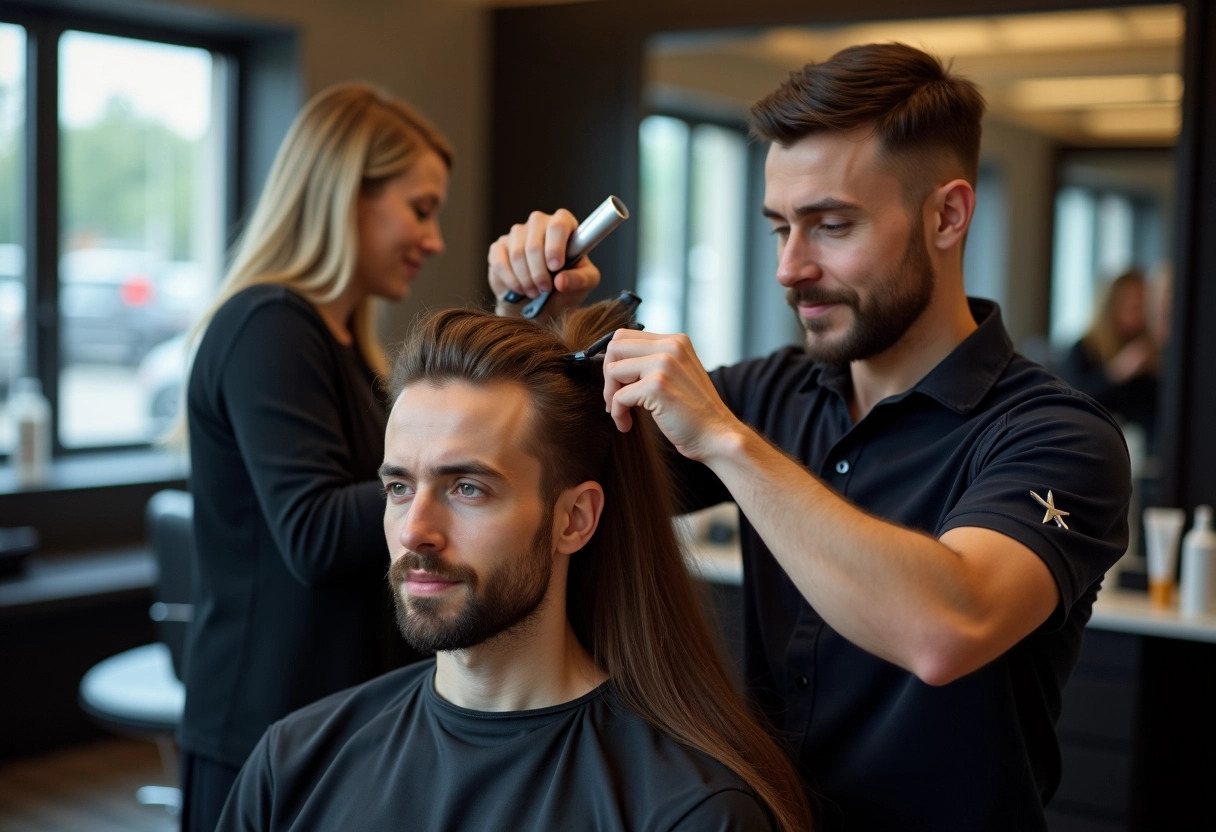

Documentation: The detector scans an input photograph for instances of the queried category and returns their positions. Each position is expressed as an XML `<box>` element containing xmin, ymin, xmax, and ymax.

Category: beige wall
<box><xmin>163</xmin><ymin>0</ymin><xmax>491</xmax><ymax>343</ymax></box>
<box><xmin>978</xmin><ymin>117</ymin><xmax>1055</xmax><ymax>347</ymax></box>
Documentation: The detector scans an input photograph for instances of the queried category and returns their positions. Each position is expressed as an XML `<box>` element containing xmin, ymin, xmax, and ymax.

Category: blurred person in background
<box><xmin>1057</xmin><ymin>268</ymin><xmax>1160</xmax><ymax>441</ymax></box>
<box><xmin>177</xmin><ymin>82</ymin><xmax>467</xmax><ymax>831</ymax></box>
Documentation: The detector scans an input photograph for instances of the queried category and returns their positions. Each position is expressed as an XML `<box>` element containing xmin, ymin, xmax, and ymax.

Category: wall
<box><xmin>979</xmin><ymin>117</ymin><xmax>1056</xmax><ymax>345</ymax></box>
<box><xmin>161</xmin><ymin>0</ymin><xmax>492</xmax><ymax>337</ymax></box>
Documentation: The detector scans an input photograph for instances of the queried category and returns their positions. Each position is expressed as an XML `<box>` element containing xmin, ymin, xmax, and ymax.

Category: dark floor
<box><xmin>0</xmin><ymin>738</ymin><xmax>178</xmax><ymax>832</ymax></box>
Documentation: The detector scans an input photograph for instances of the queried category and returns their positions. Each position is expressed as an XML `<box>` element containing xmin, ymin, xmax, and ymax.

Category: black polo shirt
<box><xmin>675</xmin><ymin>299</ymin><xmax>1130</xmax><ymax>832</ymax></box>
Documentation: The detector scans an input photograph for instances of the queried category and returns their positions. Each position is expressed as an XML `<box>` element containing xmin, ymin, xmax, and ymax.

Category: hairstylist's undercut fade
<box><xmin>749</xmin><ymin>42</ymin><xmax>986</xmax><ymax>208</ymax></box>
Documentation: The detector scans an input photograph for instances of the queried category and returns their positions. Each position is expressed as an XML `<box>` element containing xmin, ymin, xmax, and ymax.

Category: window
<box><xmin>0</xmin><ymin>22</ymin><xmax>25</xmax><ymax>454</ymax></box>
<box><xmin>0</xmin><ymin>11</ymin><xmax>232</xmax><ymax>462</ymax></box>
<box><xmin>637</xmin><ymin>112</ymin><xmax>817</xmax><ymax>367</ymax></box>
<box><xmin>962</xmin><ymin>163</ymin><xmax>1009</xmax><ymax>309</ymax></box>
<box><xmin>639</xmin><ymin>114</ymin><xmax>794</xmax><ymax>369</ymax></box>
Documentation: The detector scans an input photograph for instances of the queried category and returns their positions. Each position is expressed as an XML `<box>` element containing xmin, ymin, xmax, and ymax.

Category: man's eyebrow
<box><xmin>762</xmin><ymin>198</ymin><xmax>861</xmax><ymax>220</ymax></box>
<box><xmin>377</xmin><ymin>461</ymin><xmax>504</xmax><ymax>480</ymax></box>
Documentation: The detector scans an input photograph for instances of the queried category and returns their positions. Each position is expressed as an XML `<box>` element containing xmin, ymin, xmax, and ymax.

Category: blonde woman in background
<box><xmin>1057</xmin><ymin>268</ymin><xmax>1160</xmax><ymax>441</ymax></box>
<box><xmin>177</xmin><ymin>83</ymin><xmax>453</xmax><ymax>831</ymax></box>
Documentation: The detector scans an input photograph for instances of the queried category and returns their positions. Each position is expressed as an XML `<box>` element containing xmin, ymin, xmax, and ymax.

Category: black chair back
<box><xmin>145</xmin><ymin>489</ymin><xmax>195</xmax><ymax>681</ymax></box>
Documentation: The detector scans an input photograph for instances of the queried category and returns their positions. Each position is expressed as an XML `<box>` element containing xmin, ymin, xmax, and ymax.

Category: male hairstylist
<box><xmin>489</xmin><ymin>42</ymin><xmax>1131</xmax><ymax>831</ymax></box>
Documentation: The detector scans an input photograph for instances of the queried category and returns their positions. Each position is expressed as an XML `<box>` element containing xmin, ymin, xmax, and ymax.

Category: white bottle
<box><xmin>9</xmin><ymin>377</ymin><xmax>51</xmax><ymax>487</ymax></box>
<box><xmin>1179</xmin><ymin>505</ymin><xmax>1216</xmax><ymax>617</ymax></box>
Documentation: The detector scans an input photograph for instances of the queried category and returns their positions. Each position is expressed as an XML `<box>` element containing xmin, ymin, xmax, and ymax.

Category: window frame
<box><xmin>2</xmin><ymin>3</ymin><xmax>243</xmax><ymax>459</ymax></box>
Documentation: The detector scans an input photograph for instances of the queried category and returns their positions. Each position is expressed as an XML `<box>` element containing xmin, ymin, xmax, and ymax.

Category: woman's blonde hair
<box><xmin>201</xmin><ymin>81</ymin><xmax>451</xmax><ymax>374</ymax></box>
<box><xmin>1082</xmin><ymin>268</ymin><xmax>1149</xmax><ymax>365</ymax></box>
<box><xmin>164</xmin><ymin>83</ymin><xmax>451</xmax><ymax>447</ymax></box>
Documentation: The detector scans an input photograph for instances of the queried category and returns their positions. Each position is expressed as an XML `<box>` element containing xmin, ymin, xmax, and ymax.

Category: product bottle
<box><xmin>1179</xmin><ymin>505</ymin><xmax>1216</xmax><ymax>617</ymax></box>
<box><xmin>9</xmin><ymin>377</ymin><xmax>51</xmax><ymax>487</ymax></box>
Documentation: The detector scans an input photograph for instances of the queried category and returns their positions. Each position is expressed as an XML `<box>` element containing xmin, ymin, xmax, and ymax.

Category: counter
<box><xmin>1090</xmin><ymin>585</ymin><xmax>1216</xmax><ymax>643</ymax></box>
<box><xmin>687</xmin><ymin>541</ymin><xmax>1216</xmax><ymax>644</ymax></box>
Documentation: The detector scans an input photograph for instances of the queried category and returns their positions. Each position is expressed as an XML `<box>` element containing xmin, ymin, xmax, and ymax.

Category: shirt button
<box><xmin>835</xmin><ymin>460</ymin><xmax>850</xmax><ymax>474</ymax></box>
<box><xmin>795</xmin><ymin>675</ymin><xmax>809</xmax><ymax>690</ymax></box>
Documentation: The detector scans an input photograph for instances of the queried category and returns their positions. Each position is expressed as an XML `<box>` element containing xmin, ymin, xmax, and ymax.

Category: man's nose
<box><xmin>398</xmin><ymin>493</ymin><xmax>445</xmax><ymax>552</ymax></box>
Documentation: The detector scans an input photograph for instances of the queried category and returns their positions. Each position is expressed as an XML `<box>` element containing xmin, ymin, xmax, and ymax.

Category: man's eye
<box><xmin>385</xmin><ymin>482</ymin><xmax>409</xmax><ymax>498</ymax></box>
<box><xmin>456</xmin><ymin>482</ymin><xmax>482</xmax><ymax>498</ymax></box>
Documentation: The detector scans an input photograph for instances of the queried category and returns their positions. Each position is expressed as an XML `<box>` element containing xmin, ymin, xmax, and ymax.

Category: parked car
<box><xmin>137</xmin><ymin>332</ymin><xmax>188</xmax><ymax>437</ymax></box>
<box><xmin>60</xmin><ymin>247</ymin><xmax>203</xmax><ymax>367</ymax></box>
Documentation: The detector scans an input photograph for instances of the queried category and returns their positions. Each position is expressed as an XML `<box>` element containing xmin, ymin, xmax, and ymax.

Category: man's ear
<box><xmin>928</xmin><ymin>178</ymin><xmax>975</xmax><ymax>252</ymax></box>
<box><xmin>552</xmin><ymin>481</ymin><xmax>604</xmax><ymax>556</ymax></box>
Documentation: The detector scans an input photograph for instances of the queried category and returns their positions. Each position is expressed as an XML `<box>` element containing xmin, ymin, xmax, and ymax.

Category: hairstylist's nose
<box><xmin>776</xmin><ymin>237</ymin><xmax>822</xmax><ymax>288</ymax></box>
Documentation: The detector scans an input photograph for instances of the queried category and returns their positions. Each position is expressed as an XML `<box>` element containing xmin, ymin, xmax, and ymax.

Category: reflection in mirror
<box><xmin>638</xmin><ymin>4</ymin><xmax>1182</xmax><ymax>380</ymax></box>
<box><xmin>1050</xmin><ymin>149</ymin><xmax>1173</xmax><ymax>443</ymax></box>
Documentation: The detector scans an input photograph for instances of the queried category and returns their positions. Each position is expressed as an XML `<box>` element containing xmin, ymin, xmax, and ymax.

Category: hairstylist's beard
<box><xmin>387</xmin><ymin>513</ymin><xmax>554</xmax><ymax>654</ymax></box>
<box><xmin>786</xmin><ymin>224</ymin><xmax>935</xmax><ymax>364</ymax></box>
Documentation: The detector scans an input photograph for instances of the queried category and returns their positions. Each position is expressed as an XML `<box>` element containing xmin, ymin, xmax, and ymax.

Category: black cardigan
<box><xmin>181</xmin><ymin>284</ymin><xmax>420</xmax><ymax>768</ymax></box>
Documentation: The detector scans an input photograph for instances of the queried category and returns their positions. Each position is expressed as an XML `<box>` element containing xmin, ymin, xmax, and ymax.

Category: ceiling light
<box><xmin>1010</xmin><ymin>74</ymin><xmax>1182</xmax><ymax>110</ymax></box>
<box><xmin>1084</xmin><ymin>105</ymin><xmax>1181</xmax><ymax>137</ymax></box>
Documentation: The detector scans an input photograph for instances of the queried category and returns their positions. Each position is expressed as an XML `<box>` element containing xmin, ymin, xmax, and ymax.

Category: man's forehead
<box><xmin>385</xmin><ymin>380</ymin><xmax>539</xmax><ymax>477</ymax></box>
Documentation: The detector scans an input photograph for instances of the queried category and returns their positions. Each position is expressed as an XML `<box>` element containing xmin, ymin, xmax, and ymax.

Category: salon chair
<box><xmin>78</xmin><ymin>488</ymin><xmax>194</xmax><ymax>815</ymax></box>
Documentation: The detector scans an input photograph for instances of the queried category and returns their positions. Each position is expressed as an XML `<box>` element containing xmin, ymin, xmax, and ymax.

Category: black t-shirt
<box><xmin>216</xmin><ymin>660</ymin><xmax>773</xmax><ymax>832</ymax></box>
<box><xmin>673</xmin><ymin>300</ymin><xmax>1131</xmax><ymax>831</ymax></box>
<box><xmin>183</xmin><ymin>284</ymin><xmax>421</xmax><ymax>768</ymax></box>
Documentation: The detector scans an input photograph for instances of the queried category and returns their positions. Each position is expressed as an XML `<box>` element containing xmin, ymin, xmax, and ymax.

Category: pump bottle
<box><xmin>9</xmin><ymin>377</ymin><xmax>51</xmax><ymax>487</ymax></box>
<box><xmin>1179</xmin><ymin>505</ymin><xmax>1216</xmax><ymax>617</ymax></box>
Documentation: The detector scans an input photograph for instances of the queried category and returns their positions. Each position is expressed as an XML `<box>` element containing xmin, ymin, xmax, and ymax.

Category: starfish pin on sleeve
<box><xmin>1030</xmin><ymin>490</ymin><xmax>1070</xmax><ymax>529</ymax></box>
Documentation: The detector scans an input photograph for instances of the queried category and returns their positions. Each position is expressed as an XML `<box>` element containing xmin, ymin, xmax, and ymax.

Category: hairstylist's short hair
<box><xmin>749</xmin><ymin>42</ymin><xmax>986</xmax><ymax>202</ymax></box>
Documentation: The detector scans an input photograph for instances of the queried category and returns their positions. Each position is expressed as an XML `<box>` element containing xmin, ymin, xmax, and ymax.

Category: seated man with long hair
<box><xmin>216</xmin><ymin>299</ymin><xmax>813</xmax><ymax>831</ymax></box>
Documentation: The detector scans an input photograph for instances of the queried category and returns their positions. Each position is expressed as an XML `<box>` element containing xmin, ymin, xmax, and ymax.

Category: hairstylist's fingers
<box><xmin>551</xmin><ymin>257</ymin><xmax>601</xmax><ymax>300</ymax></box>
<box><xmin>544</xmin><ymin>209</ymin><xmax>579</xmax><ymax>273</ymax></box>
<box><xmin>504</xmin><ymin>221</ymin><xmax>546</xmax><ymax>298</ymax></box>
<box><xmin>603</xmin><ymin>331</ymin><xmax>729</xmax><ymax>460</ymax></box>
<box><xmin>488</xmin><ymin>234</ymin><xmax>526</xmax><ymax>299</ymax></box>
<box><xmin>522</xmin><ymin>211</ymin><xmax>556</xmax><ymax>291</ymax></box>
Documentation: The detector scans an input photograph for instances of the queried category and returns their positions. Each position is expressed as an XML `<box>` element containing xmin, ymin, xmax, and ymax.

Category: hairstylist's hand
<box><xmin>489</xmin><ymin>209</ymin><xmax>601</xmax><ymax>319</ymax></box>
<box><xmin>602</xmin><ymin>329</ymin><xmax>742</xmax><ymax>463</ymax></box>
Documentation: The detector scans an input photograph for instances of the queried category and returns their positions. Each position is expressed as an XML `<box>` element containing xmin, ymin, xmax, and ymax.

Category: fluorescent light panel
<box><xmin>1010</xmin><ymin>74</ymin><xmax>1183</xmax><ymax>110</ymax></box>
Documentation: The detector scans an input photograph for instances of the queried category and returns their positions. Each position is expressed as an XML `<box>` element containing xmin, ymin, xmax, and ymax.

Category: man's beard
<box><xmin>387</xmin><ymin>510</ymin><xmax>554</xmax><ymax>654</ymax></box>
<box><xmin>786</xmin><ymin>223</ymin><xmax>935</xmax><ymax>364</ymax></box>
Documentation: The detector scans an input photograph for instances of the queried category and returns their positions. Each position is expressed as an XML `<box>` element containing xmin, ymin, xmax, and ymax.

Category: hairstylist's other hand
<box><xmin>489</xmin><ymin>209</ymin><xmax>601</xmax><ymax>319</ymax></box>
<box><xmin>602</xmin><ymin>329</ymin><xmax>741</xmax><ymax>463</ymax></box>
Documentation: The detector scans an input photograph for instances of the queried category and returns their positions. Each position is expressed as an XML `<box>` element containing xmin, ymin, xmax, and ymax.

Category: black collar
<box><xmin>811</xmin><ymin>298</ymin><xmax>1014</xmax><ymax>415</ymax></box>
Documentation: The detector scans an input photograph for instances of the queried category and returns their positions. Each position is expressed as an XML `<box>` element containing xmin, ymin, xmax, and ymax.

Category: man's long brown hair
<box><xmin>390</xmin><ymin>302</ymin><xmax>813</xmax><ymax>832</ymax></box>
